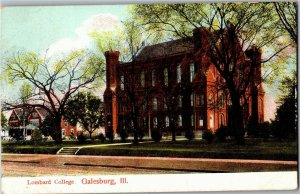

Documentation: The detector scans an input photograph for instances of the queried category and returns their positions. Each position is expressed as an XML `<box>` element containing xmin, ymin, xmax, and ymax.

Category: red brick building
<box><xmin>8</xmin><ymin>107</ymin><xmax>77</xmax><ymax>138</ymax></box>
<box><xmin>104</xmin><ymin>28</ymin><xmax>264</xmax><ymax>136</ymax></box>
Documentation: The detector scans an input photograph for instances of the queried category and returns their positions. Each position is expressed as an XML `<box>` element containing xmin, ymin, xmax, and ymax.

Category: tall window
<box><xmin>190</xmin><ymin>63</ymin><xmax>194</xmax><ymax>82</ymax></box>
<box><xmin>120</xmin><ymin>75</ymin><xmax>124</xmax><ymax>90</ymax></box>
<box><xmin>165</xmin><ymin>116</ymin><xmax>169</xmax><ymax>127</ymax></box>
<box><xmin>140</xmin><ymin>71</ymin><xmax>145</xmax><ymax>87</ymax></box>
<box><xmin>190</xmin><ymin>93</ymin><xmax>194</xmax><ymax>106</ymax></box>
<box><xmin>164</xmin><ymin>68</ymin><xmax>168</xmax><ymax>86</ymax></box>
<box><xmin>199</xmin><ymin>115</ymin><xmax>204</xmax><ymax>127</ymax></box>
<box><xmin>177</xmin><ymin>64</ymin><xmax>181</xmax><ymax>83</ymax></box>
<box><xmin>164</xmin><ymin>97</ymin><xmax>167</xmax><ymax>109</ymax></box>
<box><xmin>152</xmin><ymin>70</ymin><xmax>156</xmax><ymax>87</ymax></box>
<box><xmin>178</xmin><ymin>115</ymin><xmax>182</xmax><ymax>127</ymax></box>
<box><xmin>153</xmin><ymin>98</ymin><xmax>158</xmax><ymax>110</ymax></box>
<box><xmin>220</xmin><ymin>114</ymin><xmax>225</xmax><ymax>126</ymax></box>
<box><xmin>191</xmin><ymin>114</ymin><xmax>194</xmax><ymax>126</ymax></box>
<box><xmin>220</xmin><ymin>94</ymin><xmax>225</xmax><ymax>108</ymax></box>
<box><xmin>178</xmin><ymin>95</ymin><xmax>183</xmax><ymax>108</ymax></box>
<box><xmin>153</xmin><ymin>117</ymin><xmax>158</xmax><ymax>128</ymax></box>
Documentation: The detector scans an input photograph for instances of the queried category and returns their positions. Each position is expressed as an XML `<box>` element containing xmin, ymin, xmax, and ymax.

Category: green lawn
<box><xmin>2</xmin><ymin>138</ymin><xmax>297</xmax><ymax>161</ymax></box>
<box><xmin>77</xmin><ymin>138</ymin><xmax>298</xmax><ymax>161</ymax></box>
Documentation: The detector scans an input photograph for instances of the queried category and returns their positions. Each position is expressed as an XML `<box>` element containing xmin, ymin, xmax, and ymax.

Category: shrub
<box><xmin>31</xmin><ymin>129</ymin><xmax>43</xmax><ymax>145</ymax></box>
<box><xmin>98</xmin><ymin>133</ymin><xmax>105</xmax><ymax>143</ymax></box>
<box><xmin>151</xmin><ymin>130</ymin><xmax>162</xmax><ymax>142</ymax></box>
<box><xmin>185</xmin><ymin>129</ymin><xmax>195</xmax><ymax>141</ymax></box>
<box><xmin>138</xmin><ymin>129</ymin><xmax>145</xmax><ymax>140</ymax></box>
<box><xmin>215</xmin><ymin>125</ymin><xmax>231</xmax><ymax>142</ymax></box>
<box><xmin>202</xmin><ymin>130</ymin><xmax>214</xmax><ymax>144</ymax></box>
<box><xmin>77</xmin><ymin>132</ymin><xmax>87</xmax><ymax>143</ymax></box>
<box><xmin>106</xmin><ymin>127</ymin><xmax>114</xmax><ymax>142</ymax></box>
<box><xmin>120</xmin><ymin>129</ymin><xmax>129</xmax><ymax>142</ymax></box>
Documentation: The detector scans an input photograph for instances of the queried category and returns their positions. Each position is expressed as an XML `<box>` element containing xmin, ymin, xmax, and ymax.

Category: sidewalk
<box><xmin>2</xmin><ymin>153</ymin><xmax>297</xmax><ymax>173</ymax></box>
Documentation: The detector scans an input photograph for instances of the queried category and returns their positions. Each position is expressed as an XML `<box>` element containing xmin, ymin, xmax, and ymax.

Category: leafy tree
<box><xmin>92</xmin><ymin>19</ymin><xmax>161</xmax><ymax>144</ymax></box>
<box><xmin>1</xmin><ymin>112</ymin><xmax>8</xmax><ymax>128</ymax></box>
<box><xmin>19</xmin><ymin>82</ymin><xmax>32</xmax><ymax>104</ymax></box>
<box><xmin>274</xmin><ymin>72</ymin><xmax>297</xmax><ymax>138</ymax></box>
<box><xmin>31</xmin><ymin>129</ymin><xmax>43</xmax><ymax>145</ymax></box>
<box><xmin>4</xmin><ymin>50</ymin><xmax>105</xmax><ymax>143</ymax></box>
<box><xmin>40</xmin><ymin>115</ymin><xmax>55</xmax><ymax>138</ymax></box>
<box><xmin>274</xmin><ymin>2</ymin><xmax>297</xmax><ymax>44</ymax></box>
<box><xmin>64</xmin><ymin>92</ymin><xmax>105</xmax><ymax>139</ymax></box>
<box><xmin>132</xmin><ymin>3</ymin><xmax>292</xmax><ymax>144</ymax></box>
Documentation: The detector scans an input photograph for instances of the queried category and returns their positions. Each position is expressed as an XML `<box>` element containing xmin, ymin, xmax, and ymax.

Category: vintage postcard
<box><xmin>1</xmin><ymin>1</ymin><xmax>298</xmax><ymax>193</ymax></box>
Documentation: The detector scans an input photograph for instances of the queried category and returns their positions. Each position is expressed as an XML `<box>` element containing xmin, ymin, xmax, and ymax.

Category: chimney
<box><xmin>104</xmin><ymin>51</ymin><xmax>120</xmax><ymax>90</ymax></box>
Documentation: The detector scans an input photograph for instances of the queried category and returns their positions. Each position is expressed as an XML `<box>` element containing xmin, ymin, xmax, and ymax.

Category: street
<box><xmin>2</xmin><ymin>154</ymin><xmax>189</xmax><ymax>176</ymax></box>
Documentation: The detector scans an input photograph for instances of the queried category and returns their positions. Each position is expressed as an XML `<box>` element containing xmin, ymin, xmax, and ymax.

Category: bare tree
<box><xmin>4</xmin><ymin>50</ymin><xmax>105</xmax><ymax>143</ymax></box>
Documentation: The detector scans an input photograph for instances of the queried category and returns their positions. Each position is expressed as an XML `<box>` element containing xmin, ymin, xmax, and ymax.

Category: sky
<box><xmin>0</xmin><ymin>4</ymin><xmax>292</xmax><ymax>121</ymax></box>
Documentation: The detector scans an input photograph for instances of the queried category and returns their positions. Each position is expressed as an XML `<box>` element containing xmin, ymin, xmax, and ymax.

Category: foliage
<box><xmin>273</xmin><ymin>2</ymin><xmax>297</xmax><ymax>44</ymax></box>
<box><xmin>215</xmin><ymin>126</ymin><xmax>233</xmax><ymax>142</ymax></box>
<box><xmin>106</xmin><ymin>127</ymin><xmax>114</xmax><ymax>142</ymax></box>
<box><xmin>77</xmin><ymin>132</ymin><xmax>87</xmax><ymax>143</ymax></box>
<box><xmin>40</xmin><ymin>116</ymin><xmax>55</xmax><ymax>138</ymax></box>
<box><xmin>151</xmin><ymin>130</ymin><xmax>162</xmax><ymax>142</ymax></box>
<box><xmin>65</xmin><ymin>92</ymin><xmax>105</xmax><ymax>139</ymax></box>
<box><xmin>9</xmin><ymin>128</ymin><xmax>24</xmax><ymax>141</ymax></box>
<box><xmin>98</xmin><ymin>133</ymin><xmax>106</xmax><ymax>143</ymax></box>
<box><xmin>247</xmin><ymin>122</ymin><xmax>271</xmax><ymax>140</ymax></box>
<box><xmin>1</xmin><ymin>112</ymin><xmax>8</xmax><ymax>128</ymax></box>
<box><xmin>273</xmin><ymin>72</ymin><xmax>297</xmax><ymax>139</ymax></box>
<box><xmin>30</xmin><ymin>129</ymin><xmax>43</xmax><ymax>145</ymax></box>
<box><xmin>202</xmin><ymin>130</ymin><xmax>214</xmax><ymax>144</ymax></box>
<box><xmin>185</xmin><ymin>129</ymin><xmax>195</xmax><ymax>141</ymax></box>
<box><xmin>19</xmin><ymin>82</ymin><xmax>32</xmax><ymax>104</ymax></box>
<box><xmin>4</xmin><ymin>50</ymin><xmax>105</xmax><ymax>143</ymax></box>
<box><xmin>120</xmin><ymin>129</ymin><xmax>129</xmax><ymax>142</ymax></box>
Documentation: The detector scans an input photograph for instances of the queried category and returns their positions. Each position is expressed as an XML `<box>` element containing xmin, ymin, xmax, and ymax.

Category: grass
<box><xmin>77</xmin><ymin>138</ymin><xmax>298</xmax><ymax>161</ymax></box>
<box><xmin>2</xmin><ymin>138</ymin><xmax>297</xmax><ymax>161</ymax></box>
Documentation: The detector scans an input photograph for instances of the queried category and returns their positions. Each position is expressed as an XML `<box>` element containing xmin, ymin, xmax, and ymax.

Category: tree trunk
<box><xmin>132</xmin><ymin>115</ymin><xmax>139</xmax><ymax>145</ymax></box>
<box><xmin>170</xmin><ymin>115</ymin><xmax>176</xmax><ymax>142</ymax></box>
<box><xmin>53</xmin><ymin>119</ymin><xmax>62</xmax><ymax>144</ymax></box>
<box><xmin>230</xmin><ymin>94</ymin><xmax>245</xmax><ymax>145</ymax></box>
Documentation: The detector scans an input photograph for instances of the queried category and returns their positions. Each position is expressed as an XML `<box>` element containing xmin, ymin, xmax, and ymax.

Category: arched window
<box><xmin>190</xmin><ymin>63</ymin><xmax>194</xmax><ymax>82</ymax></box>
<box><xmin>178</xmin><ymin>115</ymin><xmax>182</xmax><ymax>127</ymax></box>
<box><xmin>220</xmin><ymin>114</ymin><xmax>225</xmax><ymax>126</ymax></box>
<box><xmin>164</xmin><ymin>68</ymin><xmax>168</xmax><ymax>86</ymax></box>
<box><xmin>153</xmin><ymin>98</ymin><xmax>158</xmax><ymax>110</ymax></box>
<box><xmin>140</xmin><ymin>71</ymin><xmax>145</xmax><ymax>87</ymax></box>
<box><xmin>151</xmin><ymin>70</ymin><xmax>156</xmax><ymax>87</ymax></box>
<box><xmin>153</xmin><ymin>117</ymin><xmax>158</xmax><ymax>128</ymax></box>
<box><xmin>165</xmin><ymin>116</ymin><xmax>169</xmax><ymax>127</ymax></box>
<box><xmin>177</xmin><ymin>64</ymin><xmax>181</xmax><ymax>83</ymax></box>
<box><xmin>209</xmin><ymin>115</ymin><xmax>214</xmax><ymax>129</ymax></box>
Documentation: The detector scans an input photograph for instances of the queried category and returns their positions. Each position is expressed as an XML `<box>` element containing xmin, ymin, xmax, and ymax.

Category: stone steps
<box><xmin>57</xmin><ymin>147</ymin><xmax>81</xmax><ymax>155</ymax></box>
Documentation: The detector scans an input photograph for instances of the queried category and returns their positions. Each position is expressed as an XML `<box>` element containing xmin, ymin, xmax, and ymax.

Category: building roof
<box><xmin>35</xmin><ymin>107</ymin><xmax>49</xmax><ymax>119</ymax></box>
<box><xmin>13</xmin><ymin>108</ymin><xmax>32</xmax><ymax>120</ymax></box>
<box><xmin>135</xmin><ymin>38</ymin><xmax>193</xmax><ymax>62</ymax></box>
